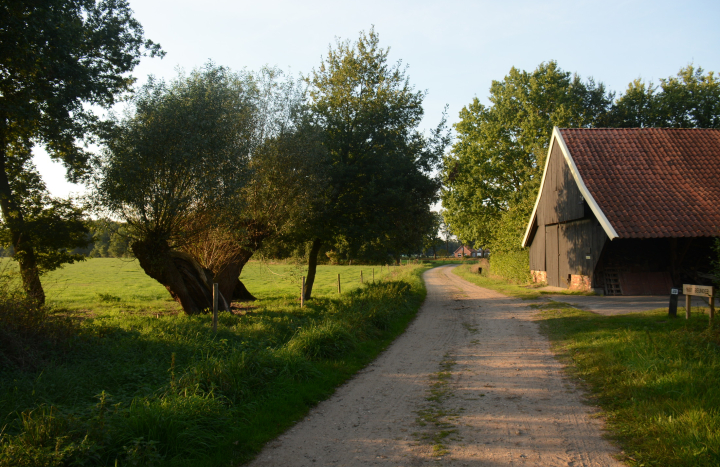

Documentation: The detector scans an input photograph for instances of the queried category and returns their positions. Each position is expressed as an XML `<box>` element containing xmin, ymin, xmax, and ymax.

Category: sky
<box><xmin>37</xmin><ymin>0</ymin><xmax>720</xmax><ymax>198</ymax></box>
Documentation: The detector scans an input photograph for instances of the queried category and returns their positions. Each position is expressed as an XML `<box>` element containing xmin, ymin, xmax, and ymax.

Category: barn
<box><xmin>521</xmin><ymin>127</ymin><xmax>720</xmax><ymax>295</ymax></box>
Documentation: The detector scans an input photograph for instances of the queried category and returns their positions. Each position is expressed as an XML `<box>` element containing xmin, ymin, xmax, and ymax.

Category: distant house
<box><xmin>522</xmin><ymin>127</ymin><xmax>720</xmax><ymax>295</ymax></box>
<box><xmin>453</xmin><ymin>246</ymin><xmax>479</xmax><ymax>258</ymax></box>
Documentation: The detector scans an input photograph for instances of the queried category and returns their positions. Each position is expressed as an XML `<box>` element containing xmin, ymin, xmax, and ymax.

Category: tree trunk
<box><xmin>132</xmin><ymin>238</ymin><xmax>215</xmax><ymax>315</ymax></box>
<box><xmin>214</xmin><ymin>248</ymin><xmax>256</xmax><ymax>303</ymax></box>
<box><xmin>303</xmin><ymin>238</ymin><xmax>322</xmax><ymax>300</ymax></box>
<box><xmin>0</xmin><ymin>128</ymin><xmax>45</xmax><ymax>304</ymax></box>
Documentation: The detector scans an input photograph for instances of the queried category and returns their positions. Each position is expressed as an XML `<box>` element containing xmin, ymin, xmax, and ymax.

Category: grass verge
<box><xmin>452</xmin><ymin>263</ymin><xmax>594</xmax><ymax>300</ymax></box>
<box><xmin>537</xmin><ymin>301</ymin><xmax>720</xmax><ymax>467</ymax></box>
<box><xmin>0</xmin><ymin>263</ymin><xmax>430</xmax><ymax>466</ymax></box>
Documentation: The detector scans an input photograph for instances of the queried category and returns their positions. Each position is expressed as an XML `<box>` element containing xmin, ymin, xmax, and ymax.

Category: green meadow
<box><xmin>13</xmin><ymin>258</ymin><xmax>397</xmax><ymax>311</ymax></box>
<box><xmin>0</xmin><ymin>258</ymin><xmax>427</xmax><ymax>466</ymax></box>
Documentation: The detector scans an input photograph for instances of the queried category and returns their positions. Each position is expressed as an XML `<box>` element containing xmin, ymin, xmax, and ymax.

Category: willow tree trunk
<box><xmin>132</xmin><ymin>238</ymin><xmax>219</xmax><ymax>315</ymax></box>
<box><xmin>213</xmin><ymin>248</ymin><xmax>256</xmax><ymax>303</ymax></box>
<box><xmin>303</xmin><ymin>238</ymin><xmax>323</xmax><ymax>300</ymax></box>
<box><xmin>0</xmin><ymin>130</ymin><xmax>45</xmax><ymax>304</ymax></box>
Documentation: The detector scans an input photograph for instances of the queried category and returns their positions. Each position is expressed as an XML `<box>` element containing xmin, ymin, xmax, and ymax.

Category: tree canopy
<box><xmin>301</xmin><ymin>28</ymin><xmax>448</xmax><ymax>298</ymax></box>
<box><xmin>610</xmin><ymin>65</ymin><xmax>720</xmax><ymax>128</ymax></box>
<box><xmin>0</xmin><ymin>0</ymin><xmax>161</xmax><ymax>302</ymax></box>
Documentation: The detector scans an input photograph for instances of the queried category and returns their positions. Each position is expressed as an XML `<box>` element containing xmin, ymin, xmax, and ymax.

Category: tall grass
<box><xmin>0</xmin><ymin>263</ymin><xmax>428</xmax><ymax>466</ymax></box>
<box><xmin>538</xmin><ymin>302</ymin><xmax>720</xmax><ymax>467</ymax></box>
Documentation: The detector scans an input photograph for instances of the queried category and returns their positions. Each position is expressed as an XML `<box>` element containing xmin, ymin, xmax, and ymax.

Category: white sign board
<box><xmin>683</xmin><ymin>284</ymin><xmax>714</xmax><ymax>297</ymax></box>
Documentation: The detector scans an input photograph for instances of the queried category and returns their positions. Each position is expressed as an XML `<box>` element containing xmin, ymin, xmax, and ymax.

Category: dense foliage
<box><xmin>301</xmin><ymin>28</ymin><xmax>449</xmax><ymax>297</ymax></box>
<box><xmin>94</xmin><ymin>64</ymin><xmax>327</xmax><ymax>313</ymax></box>
<box><xmin>0</xmin><ymin>0</ymin><xmax>161</xmax><ymax>303</ymax></box>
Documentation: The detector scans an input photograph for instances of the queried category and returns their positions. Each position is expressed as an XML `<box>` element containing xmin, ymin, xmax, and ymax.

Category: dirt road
<box><xmin>249</xmin><ymin>265</ymin><xmax>623</xmax><ymax>466</ymax></box>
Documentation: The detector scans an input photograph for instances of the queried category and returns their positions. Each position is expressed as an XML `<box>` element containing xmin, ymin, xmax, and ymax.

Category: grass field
<box><xmin>15</xmin><ymin>258</ymin><xmax>397</xmax><ymax>312</ymax></box>
<box><xmin>0</xmin><ymin>259</ymin><xmax>428</xmax><ymax>466</ymax></box>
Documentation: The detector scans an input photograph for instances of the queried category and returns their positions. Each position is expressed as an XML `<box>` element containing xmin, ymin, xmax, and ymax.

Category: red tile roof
<box><xmin>560</xmin><ymin>128</ymin><xmax>720</xmax><ymax>238</ymax></box>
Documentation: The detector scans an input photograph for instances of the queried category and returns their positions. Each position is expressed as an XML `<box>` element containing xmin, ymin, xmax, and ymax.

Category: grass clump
<box><xmin>538</xmin><ymin>301</ymin><xmax>720</xmax><ymax>467</ymax></box>
<box><xmin>414</xmin><ymin>353</ymin><xmax>461</xmax><ymax>457</ymax></box>
<box><xmin>0</xmin><ymin>262</ymin><xmax>429</xmax><ymax>466</ymax></box>
<box><xmin>286</xmin><ymin>320</ymin><xmax>357</xmax><ymax>360</ymax></box>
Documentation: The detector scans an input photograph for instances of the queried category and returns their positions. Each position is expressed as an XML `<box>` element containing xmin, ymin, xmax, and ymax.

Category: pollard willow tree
<box><xmin>301</xmin><ymin>28</ymin><xmax>449</xmax><ymax>299</ymax></box>
<box><xmin>95</xmin><ymin>65</ymin><xmax>324</xmax><ymax>314</ymax></box>
<box><xmin>0</xmin><ymin>0</ymin><xmax>162</xmax><ymax>303</ymax></box>
<box><xmin>95</xmin><ymin>65</ymin><xmax>254</xmax><ymax>314</ymax></box>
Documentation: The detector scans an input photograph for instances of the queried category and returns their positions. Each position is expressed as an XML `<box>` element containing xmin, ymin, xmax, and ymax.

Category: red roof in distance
<box><xmin>560</xmin><ymin>128</ymin><xmax>720</xmax><ymax>238</ymax></box>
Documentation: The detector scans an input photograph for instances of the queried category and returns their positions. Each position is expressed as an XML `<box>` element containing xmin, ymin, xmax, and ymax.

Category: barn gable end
<box><xmin>525</xmin><ymin>132</ymin><xmax>609</xmax><ymax>289</ymax></box>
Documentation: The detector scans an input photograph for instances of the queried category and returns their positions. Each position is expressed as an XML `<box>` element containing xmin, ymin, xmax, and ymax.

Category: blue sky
<box><xmin>37</xmin><ymin>0</ymin><xmax>720</xmax><ymax>198</ymax></box>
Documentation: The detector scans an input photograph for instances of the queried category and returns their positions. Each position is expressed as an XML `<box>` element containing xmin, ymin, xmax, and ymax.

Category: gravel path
<box><xmin>248</xmin><ymin>265</ymin><xmax>623</xmax><ymax>466</ymax></box>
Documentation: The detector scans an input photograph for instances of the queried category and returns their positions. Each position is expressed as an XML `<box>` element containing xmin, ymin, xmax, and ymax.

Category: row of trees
<box><xmin>441</xmin><ymin>62</ymin><xmax>720</xmax><ymax>280</ymax></box>
<box><xmin>0</xmin><ymin>1</ymin><xmax>447</xmax><ymax>314</ymax></box>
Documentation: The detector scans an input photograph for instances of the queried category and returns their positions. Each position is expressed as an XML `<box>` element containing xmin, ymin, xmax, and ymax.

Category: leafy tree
<box><xmin>441</xmin><ymin>61</ymin><xmax>612</xmax><ymax>257</ymax></box>
<box><xmin>0</xmin><ymin>149</ymin><xmax>89</xmax><ymax>272</ymax></box>
<box><xmin>96</xmin><ymin>65</ymin><xmax>322</xmax><ymax>314</ymax></box>
<box><xmin>86</xmin><ymin>219</ymin><xmax>132</xmax><ymax>257</ymax></box>
<box><xmin>0</xmin><ymin>0</ymin><xmax>161</xmax><ymax>302</ymax></box>
<box><xmin>95</xmin><ymin>65</ymin><xmax>254</xmax><ymax>314</ymax></box>
<box><xmin>610</xmin><ymin>65</ymin><xmax>720</xmax><ymax>128</ymax></box>
<box><xmin>302</xmin><ymin>28</ymin><xmax>448</xmax><ymax>298</ymax></box>
<box><xmin>421</xmin><ymin>211</ymin><xmax>443</xmax><ymax>258</ymax></box>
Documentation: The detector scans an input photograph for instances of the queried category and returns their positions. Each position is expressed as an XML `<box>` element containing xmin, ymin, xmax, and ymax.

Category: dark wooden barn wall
<box><xmin>529</xmin><ymin>223</ymin><xmax>545</xmax><ymax>271</ymax></box>
<box><xmin>545</xmin><ymin>224</ymin><xmax>559</xmax><ymax>286</ymax></box>
<box><xmin>536</xmin><ymin>141</ymin><xmax>585</xmax><ymax>226</ymax></box>
<box><xmin>544</xmin><ymin>219</ymin><xmax>606</xmax><ymax>287</ymax></box>
<box><xmin>559</xmin><ymin>219</ymin><xmax>607</xmax><ymax>278</ymax></box>
<box><xmin>594</xmin><ymin>237</ymin><xmax>715</xmax><ymax>294</ymax></box>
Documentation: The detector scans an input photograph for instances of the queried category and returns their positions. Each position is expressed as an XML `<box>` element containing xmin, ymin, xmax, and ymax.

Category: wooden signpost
<box><xmin>682</xmin><ymin>284</ymin><xmax>715</xmax><ymax>322</ymax></box>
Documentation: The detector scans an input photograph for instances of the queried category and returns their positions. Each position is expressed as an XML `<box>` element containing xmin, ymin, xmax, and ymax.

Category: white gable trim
<box><xmin>521</xmin><ymin>127</ymin><xmax>618</xmax><ymax>247</ymax></box>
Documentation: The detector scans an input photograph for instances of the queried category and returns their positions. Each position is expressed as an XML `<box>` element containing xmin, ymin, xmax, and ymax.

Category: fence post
<box><xmin>212</xmin><ymin>283</ymin><xmax>219</xmax><ymax>333</ymax></box>
<box><xmin>360</xmin><ymin>270</ymin><xmax>363</xmax><ymax>284</ymax></box>
<box><xmin>337</xmin><ymin>274</ymin><xmax>341</xmax><ymax>294</ymax></box>
<box><xmin>301</xmin><ymin>276</ymin><xmax>305</xmax><ymax>308</ymax></box>
<box><xmin>372</xmin><ymin>268</ymin><xmax>375</xmax><ymax>283</ymax></box>
<box><xmin>686</xmin><ymin>293</ymin><xmax>692</xmax><ymax>319</ymax></box>
<box><xmin>710</xmin><ymin>287</ymin><xmax>715</xmax><ymax>323</ymax></box>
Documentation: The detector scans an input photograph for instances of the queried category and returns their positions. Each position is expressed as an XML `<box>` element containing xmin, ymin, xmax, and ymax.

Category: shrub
<box><xmin>0</xmin><ymin>273</ymin><xmax>77</xmax><ymax>370</ymax></box>
<box><xmin>285</xmin><ymin>320</ymin><xmax>356</xmax><ymax>360</ymax></box>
